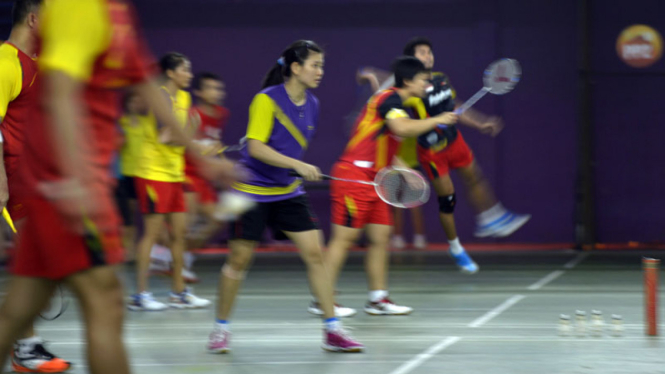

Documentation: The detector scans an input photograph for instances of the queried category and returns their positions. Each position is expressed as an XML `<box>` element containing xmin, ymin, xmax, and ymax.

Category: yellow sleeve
<box><xmin>245</xmin><ymin>93</ymin><xmax>275</xmax><ymax>143</ymax></box>
<box><xmin>403</xmin><ymin>97</ymin><xmax>428</xmax><ymax>119</ymax></box>
<box><xmin>0</xmin><ymin>56</ymin><xmax>21</xmax><ymax>119</ymax></box>
<box><xmin>39</xmin><ymin>0</ymin><xmax>110</xmax><ymax>81</ymax></box>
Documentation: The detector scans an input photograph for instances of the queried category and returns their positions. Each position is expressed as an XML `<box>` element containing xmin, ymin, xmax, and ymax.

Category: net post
<box><xmin>643</xmin><ymin>258</ymin><xmax>659</xmax><ymax>336</ymax></box>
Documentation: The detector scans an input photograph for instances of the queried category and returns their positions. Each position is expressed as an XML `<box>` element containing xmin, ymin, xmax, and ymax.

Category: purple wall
<box><xmin>137</xmin><ymin>0</ymin><xmax>580</xmax><ymax>243</ymax></box>
<box><xmin>591</xmin><ymin>0</ymin><xmax>665</xmax><ymax>242</ymax></box>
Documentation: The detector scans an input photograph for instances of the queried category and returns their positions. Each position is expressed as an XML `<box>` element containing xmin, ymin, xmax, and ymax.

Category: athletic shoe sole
<box><xmin>307</xmin><ymin>306</ymin><xmax>358</xmax><ymax>318</ymax></box>
<box><xmin>126</xmin><ymin>305</ymin><xmax>168</xmax><ymax>312</ymax></box>
<box><xmin>207</xmin><ymin>347</ymin><xmax>231</xmax><ymax>354</ymax></box>
<box><xmin>321</xmin><ymin>344</ymin><xmax>364</xmax><ymax>353</ymax></box>
<box><xmin>169</xmin><ymin>303</ymin><xmax>211</xmax><ymax>309</ymax></box>
<box><xmin>363</xmin><ymin>307</ymin><xmax>413</xmax><ymax>316</ymax></box>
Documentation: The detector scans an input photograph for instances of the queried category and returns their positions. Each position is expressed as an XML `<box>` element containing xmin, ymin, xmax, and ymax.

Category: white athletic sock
<box><xmin>477</xmin><ymin>203</ymin><xmax>507</xmax><ymax>227</ymax></box>
<box><xmin>184</xmin><ymin>251</ymin><xmax>195</xmax><ymax>270</ymax></box>
<box><xmin>448</xmin><ymin>238</ymin><xmax>465</xmax><ymax>255</ymax></box>
<box><xmin>324</xmin><ymin>317</ymin><xmax>341</xmax><ymax>332</ymax></box>
<box><xmin>215</xmin><ymin>319</ymin><xmax>230</xmax><ymax>331</ymax></box>
<box><xmin>369</xmin><ymin>290</ymin><xmax>388</xmax><ymax>303</ymax></box>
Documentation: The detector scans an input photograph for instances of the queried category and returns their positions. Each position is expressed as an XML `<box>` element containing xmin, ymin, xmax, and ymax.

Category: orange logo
<box><xmin>616</xmin><ymin>25</ymin><xmax>663</xmax><ymax>68</ymax></box>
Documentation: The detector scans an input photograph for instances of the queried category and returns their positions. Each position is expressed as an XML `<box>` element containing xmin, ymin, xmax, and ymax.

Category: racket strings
<box><xmin>375</xmin><ymin>169</ymin><xmax>429</xmax><ymax>208</ymax></box>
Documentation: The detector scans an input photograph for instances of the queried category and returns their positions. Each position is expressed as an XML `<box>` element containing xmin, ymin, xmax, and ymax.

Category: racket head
<box><xmin>374</xmin><ymin>167</ymin><xmax>430</xmax><ymax>208</ymax></box>
<box><xmin>39</xmin><ymin>285</ymin><xmax>70</xmax><ymax>321</ymax></box>
<box><xmin>483</xmin><ymin>58</ymin><xmax>521</xmax><ymax>95</ymax></box>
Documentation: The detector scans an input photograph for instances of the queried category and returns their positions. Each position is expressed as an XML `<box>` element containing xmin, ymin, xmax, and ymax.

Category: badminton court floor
<box><xmin>1</xmin><ymin>249</ymin><xmax>663</xmax><ymax>374</ymax></box>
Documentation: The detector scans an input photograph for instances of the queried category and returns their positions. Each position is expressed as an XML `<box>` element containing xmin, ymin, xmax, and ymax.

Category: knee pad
<box><xmin>222</xmin><ymin>263</ymin><xmax>246</xmax><ymax>280</ymax></box>
<box><xmin>438</xmin><ymin>194</ymin><xmax>457</xmax><ymax>214</ymax></box>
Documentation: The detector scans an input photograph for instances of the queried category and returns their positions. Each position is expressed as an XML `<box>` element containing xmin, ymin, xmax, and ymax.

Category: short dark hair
<box><xmin>392</xmin><ymin>56</ymin><xmax>428</xmax><ymax>88</ymax></box>
<box><xmin>403</xmin><ymin>37</ymin><xmax>433</xmax><ymax>57</ymax></box>
<box><xmin>193</xmin><ymin>72</ymin><xmax>221</xmax><ymax>91</ymax></box>
<box><xmin>12</xmin><ymin>0</ymin><xmax>41</xmax><ymax>27</ymax></box>
<box><xmin>159</xmin><ymin>52</ymin><xmax>189</xmax><ymax>75</ymax></box>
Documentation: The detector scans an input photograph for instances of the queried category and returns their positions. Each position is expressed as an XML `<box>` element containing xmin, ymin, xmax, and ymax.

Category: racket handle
<box><xmin>288</xmin><ymin>170</ymin><xmax>332</xmax><ymax>180</ymax></box>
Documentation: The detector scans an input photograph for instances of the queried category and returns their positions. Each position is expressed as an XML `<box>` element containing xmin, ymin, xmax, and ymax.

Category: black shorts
<box><xmin>229</xmin><ymin>195</ymin><xmax>319</xmax><ymax>242</ymax></box>
<box><xmin>115</xmin><ymin>176</ymin><xmax>137</xmax><ymax>226</ymax></box>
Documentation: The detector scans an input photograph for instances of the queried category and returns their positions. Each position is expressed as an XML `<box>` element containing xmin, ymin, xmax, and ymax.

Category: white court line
<box><xmin>527</xmin><ymin>270</ymin><xmax>565</xmax><ymax>290</ymax></box>
<box><xmin>468</xmin><ymin>295</ymin><xmax>526</xmax><ymax>328</ymax></box>
<box><xmin>526</xmin><ymin>252</ymin><xmax>589</xmax><ymax>291</ymax></box>
<box><xmin>564</xmin><ymin>252</ymin><xmax>590</xmax><ymax>269</ymax></box>
<box><xmin>388</xmin><ymin>336</ymin><xmax>461</xmax><ymax>374</ymax></box>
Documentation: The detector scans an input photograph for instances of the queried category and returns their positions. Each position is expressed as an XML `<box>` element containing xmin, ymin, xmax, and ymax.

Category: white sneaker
<box><xmin>182</xmin><ymin>268</ymin><xmax>200</xmax><ymax>283</ymax></box>
<box><xmin>364</xmin><ymin>297</ymin><xmax>413</xmax><ymax>315</ymax></box>
<box><xmin>169</xmin><ymin>288</ymin><xmax>212</xmax><ymax>309</ymax></box>
<box><xmin>128</xmin><ymin>292</ymin><xmax>168</xmax><ymax>311</ymax></box>
<box><xmin>492</xmin><ymin>213</ymin><xmax>531</xmax><ymax>238</ymax></box>
<box><xmin>391</xmin><ymin>236</ymin><xmax>406</xmax><ymax>249</ymax></box>
<box><xmin>307</xmin><ymin>301</ymin><xmax>357</xmax><ymax>318</ymax></box>
<box><xmin>413</xmin><ymin>235</ymin><xmax>427</xmax><ymax>249</ymax></box>
<box><xmin>475</xmin><ymin>212</ymin><xmax>531</xmax><ymax>238</ymax></box>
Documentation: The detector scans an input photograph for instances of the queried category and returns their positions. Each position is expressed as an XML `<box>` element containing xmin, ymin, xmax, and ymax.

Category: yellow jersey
<box><xmin>134</xmin><ymin>88</ymin><xmax>190</xmax><ymax>182</ymax></box>
<box><xmin>118</xmin><ymin>114</ymin><xmax>150</xmax><ymax>177</ymax></box>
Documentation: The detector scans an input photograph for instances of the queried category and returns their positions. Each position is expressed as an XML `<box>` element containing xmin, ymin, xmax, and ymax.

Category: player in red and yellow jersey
<box><xmin>0</xmin><ymin>1</ymin><xmax>71</xmax><ymax>372</ymax></box>
<box><xmin>182</xmin><ymin>72</ymin><xmax>228</xmax><ymax>274</ymax></box>
<box><xmin>0</xmin><ymin>1</ymin><xmax>238</xmax><ymax>374</ymax></box>
<box><xmin>131</xmin><ymin>52</ymin><xmax>213</xmax><ymax>311</ymax></box>
<box><xmin>314</xmin><ymin>57</ymin><xmax>458</xmax><ymax>317</ymax></box>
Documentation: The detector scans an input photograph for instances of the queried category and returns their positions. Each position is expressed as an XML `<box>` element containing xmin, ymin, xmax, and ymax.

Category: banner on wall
<box><xmin>616</xmin><ymin>24</ymin><xmax>663</xmax><ymax>68</ymax></box>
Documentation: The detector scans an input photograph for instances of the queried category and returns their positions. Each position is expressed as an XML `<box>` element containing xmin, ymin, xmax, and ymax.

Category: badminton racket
<box><xmin>290</xmin><ymin>166</ymin><xmax>430</xmax><ymax>208</ymax></box>
<box><xmin>455</xmin><ymin>58</ymin><xmax>521</xmax><ymax>114</ymax></box>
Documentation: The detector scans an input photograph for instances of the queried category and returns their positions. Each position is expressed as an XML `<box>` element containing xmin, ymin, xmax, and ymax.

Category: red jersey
<box><xmin>338</xmin><ymin>88</ymin><xmax>408</xmax><ymax>178</ymax></box>
<box><xmin>22</xmin><ymin>0</ymin><xmax>153</xmax><ymax>196</ymax></box>
<box><xmin>0</xmin><ymin>42</ymin><xmax>38</xmax><ymax>163</ymax></box>
<box><xmin>185</xmin><ymin>105</ymin><xmax>229</xmax><ymax>177</ymax></box>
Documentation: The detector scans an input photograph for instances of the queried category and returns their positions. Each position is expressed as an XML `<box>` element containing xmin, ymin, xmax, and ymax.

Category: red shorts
<box><xmin>4</xmin><ymin>155</ymin><xmax>26</xmax><ymax>221</ymax></box>
<box><xmin>184</xmin><ymin>173</ymin><xmax>217</xmax><ymax>204</ymax></box>
<box><xmin>330</xmin><ymin>162</ymin><xmax>392</xmax><ymax>229</ymax></box>
<box><xmin>418</xmin><ymin>132</ymin><xmax>474</xmax><ymax>180</ymax></box>
<box><xmin>135</xmin><ymin>177</ymin><xmax>186</xmax><ymax>214</ymax></box>
<box><xmin>12</xmin><ymin>197</ymin><xmax>123</xmax><ymax>280</ymax></box>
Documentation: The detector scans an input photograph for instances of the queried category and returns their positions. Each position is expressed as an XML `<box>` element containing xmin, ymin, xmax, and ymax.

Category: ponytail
<box><xmin>261</xmin><ymin>40</ymin><xmax>323</xmax><ymax>89</ymax></box>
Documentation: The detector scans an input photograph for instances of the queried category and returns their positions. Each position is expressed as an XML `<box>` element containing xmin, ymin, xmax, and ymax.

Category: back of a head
<box><xmin>403</xmin><ymin>37</ymin><xmax>433</xmax><ymax>57</ymax></box>
<box><xmin>392</xmin><ymin>56</ymin><xmax>427</xmax><ymax>88</ymax></box>
<box><xmin>261</xmin><ymin>40</ymin><xmax>324</xmax><ymax>89</ymax></box>
<box><xmin>11</xmin><ymin>0</ymin><xmax>41</xmax><ymax>27</ymax></box>
<box><xmin>193</xmin><ymin>72</ymin><xmax>221</xmax><ymax>91</ymax></box>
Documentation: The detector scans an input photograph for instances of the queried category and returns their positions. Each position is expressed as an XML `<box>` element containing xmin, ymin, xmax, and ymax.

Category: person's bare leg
<box><xmin>65</xmin><ymin>266</ymin><xmax>130</xmax><ymax>374</ymax></box>
<box><xmin>216</xmin><ymin>240</ymin><xmax>257</xmax><ymax>320</ymax></box>
<box><xmin>0</xmin><ymin>277</ymin><xmax>55</xmax><ymax>370</ymax></box>
<box><xmin>456</xmin><ymin>161</ymin><xmax>497</xmax><ymax>213</ymax></box>
<box><xmin>167</xmin><ymin>212</ymin><xmax>187</xmax><ymax>293</ymax></box>
<box><xmin>432</xmin><ymin>175</ymin><xmax>458</xmax><ymax>241</ymax></box>
<box><xmin>121</xmin><ymin>200</ymin><xmax>138</xmax><ymax>263</ymax></box>
<box><xmin>411</xmin><ymin>206</ymin><xmax>426</xmax><ymax>236</ymax></box>
<box><xmin>325</xmin><ymin>224</ymin><xmax>362</xmax><ymax>290</ymax></box>
<box><xmin>135</xmin><ymin>214</ymin><xmax>166</xmax><ymax>293</ymax></box>
<box><xmin>364</xmin><ymin>224</ymin><xmax>392</xmax><ymax>291</ymax></box>
<box><xmin>285</xmin><ymin>230</ymin><xmax>334</xmax><ymax>319</ymax></box>
<box><xmin>393</xmin><ymin>208</ymin><xmax>404</xmax><ymax>237</ymax></box>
